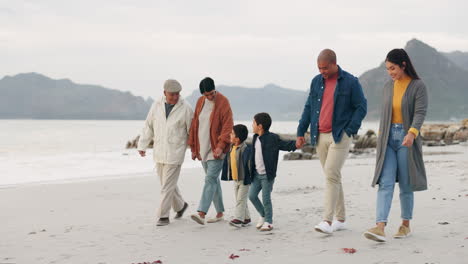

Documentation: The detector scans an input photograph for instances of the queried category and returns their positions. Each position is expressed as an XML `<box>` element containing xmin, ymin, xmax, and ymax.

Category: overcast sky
<box><xmin>1</xmin><ymin>0</ymin><xmax>466</xmax><ymax>98</ymax></box>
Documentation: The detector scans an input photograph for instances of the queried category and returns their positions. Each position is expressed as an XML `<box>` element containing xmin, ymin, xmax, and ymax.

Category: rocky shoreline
<box><xmin>419</xmin><ymin>119</ymin><xmax>468</xmax><ymax>146</ymax></box>
<box><xmin>282</xmin><ymin>131</ymin><xmax>377</xmax><ymax>161</ymax></box>
<box><xmin>283</xmin><ymin>119</ymin><xmax>468</xmax><ymax>160</ymax></box>
<box><xmin>125</xmin><ymin>119</ymin><xmax>468</xmax><ymax>161</ymax></box>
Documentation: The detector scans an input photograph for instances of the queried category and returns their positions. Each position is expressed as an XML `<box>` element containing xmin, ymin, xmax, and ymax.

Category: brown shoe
<box><xmin>175</xmin><ymin>202</ymin><xmax>188</xmax><ymax>219</ymax></box>
<box><xmin>364</xmin><ymin>226</ymin><xmax>386</xmax><ymax>242</ymax></box>
<box><xmin>393</xmin><ymin>225</ymin><xmax>411</xmax><ymax>239</ymax></box>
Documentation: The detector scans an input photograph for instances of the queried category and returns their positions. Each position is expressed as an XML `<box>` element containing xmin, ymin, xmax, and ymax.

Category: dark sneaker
<box><xmin>175</xmin><ymin>202</ymin><xmax>188</xmax><ymax>219</ymax></box>
<box><xmin>242</xmin><ymin>219</ymin><xmax>252</xmax><ymax>227</ymax></box>
<box><xmin>229</xmin><ymin>219</ymin><xmax>243</xmax><ymax>228</ymax></box>
<box><xmin>156</xmin><ymin>218</ymin><xmax>170</xmax><ymax>226</ymax></box>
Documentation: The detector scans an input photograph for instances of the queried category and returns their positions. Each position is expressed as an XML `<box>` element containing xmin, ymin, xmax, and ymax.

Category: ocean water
<box><xmin>0</xmin><ymin>119</ymin><xmax>379</xmax><ymax>186</ymax></box>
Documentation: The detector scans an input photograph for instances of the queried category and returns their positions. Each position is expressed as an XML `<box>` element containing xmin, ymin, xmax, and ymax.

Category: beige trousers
<box><xmin>316</xmin><ymin>132</ymin><xmax>351</xmax><ymax>222</ymax></box>
<box><xmin>233</xmin><ymin>181</ymin><xmax>251</xmax><ymax>221</ymax></box>
<box><xmin>156</xmin><ymin>163</ymin><xmax>185</xmax><ymax>218</ymax></box>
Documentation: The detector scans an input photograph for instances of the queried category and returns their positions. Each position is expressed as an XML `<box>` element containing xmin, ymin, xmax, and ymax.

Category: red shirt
<box><xmin>318</xmin><ymin>74</ymin><xmax>338</xmax><ymax>133</ymax></box>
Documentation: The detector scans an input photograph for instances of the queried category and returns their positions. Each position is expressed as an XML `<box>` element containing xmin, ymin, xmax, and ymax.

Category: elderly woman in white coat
<box><xmin>138</xmin><ymin>79</ymin><xmax>194</xmax><ymax>226</ymax></box>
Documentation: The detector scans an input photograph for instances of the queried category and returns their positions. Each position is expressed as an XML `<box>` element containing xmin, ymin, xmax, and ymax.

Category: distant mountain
<box><xmin>2</xmin><ymin>39</ymin><xmax>467</xmax><ymax>121</ymax></box>
<box><xmin>360</xmin><ymin>39</ymin><xmax>468</xmax><ymax>120</ymax></box>
<box><xmin>186</xmin><ymin>84</ymin><xmax>307</xmax><ymax>121</ymax></box>
<box><xmin>443</xmin><ymin>51</ymin><xmax>468</xmax><ymax>71</ymax></box>
<box><xmin>0</xmin><ymin>73</ymin><xmax>153</xmax><ymax>119</ymax></box>
<box><xmin>187</xmin><ymin>39</ymin><xmax>468</xmax><ymax>122</ymax></box>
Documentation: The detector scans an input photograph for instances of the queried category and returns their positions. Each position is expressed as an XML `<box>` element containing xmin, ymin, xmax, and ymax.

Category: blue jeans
<box><xmin>249</xmin><ymin>172</ymin><xmax>275</xmax><ymax>224</ymax></box>
<box><xmin>376</xmin><ymin>124</ymin><xmax>414</xmax><ymax>223</ymax></box>
<box><xmin>198</xmin><ymin>159</ymin><xmax>225</xmax><ymax>214</ymax></box>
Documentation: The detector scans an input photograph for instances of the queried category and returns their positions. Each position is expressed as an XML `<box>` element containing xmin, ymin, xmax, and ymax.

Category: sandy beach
<box><xmin>1</xmin><ymin>144</ymin><xmax>467</xmax><ymax>264</ymax></box>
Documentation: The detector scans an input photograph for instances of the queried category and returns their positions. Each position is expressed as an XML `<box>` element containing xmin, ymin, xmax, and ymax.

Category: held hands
<box><xmin>192</xmin><ymin>152</ymin><xmax>202</xmax><ymax>161</ymax></box>
<box><xmin>296</xmin><ymin>137</ymin><xmax>306</xmax><ymax>149</ymax></box>
<box><xmin>213</xmin><ymin>147</ymin><xmax>223</xmax><ymax>159</ymax></box>
<box><xmin>192</xmin><ymin>148</ymin><xmax>222</xmax><ymax>160</ymax></box>
<box><xmin>138</xmin><ymin>150</ymin><xmax>146</xmax><ymax>157</ymax></box>
<box><xmin>402</xmin><ymin>132</ymin><xmax>415</xmax><ymax>147</ymax></box>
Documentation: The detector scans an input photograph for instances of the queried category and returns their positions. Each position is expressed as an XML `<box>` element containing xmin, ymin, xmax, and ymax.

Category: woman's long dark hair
<box><xmin>385</xmin><ymin>49</ymin><xmax>420</xmax><ymax>79</ymax></box>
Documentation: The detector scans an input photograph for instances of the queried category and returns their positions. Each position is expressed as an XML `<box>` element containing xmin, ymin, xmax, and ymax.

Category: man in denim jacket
<box><xmin>296</xmin><ymin>49</ymin><xmax>367</xmax><ymax>234</ymax></box>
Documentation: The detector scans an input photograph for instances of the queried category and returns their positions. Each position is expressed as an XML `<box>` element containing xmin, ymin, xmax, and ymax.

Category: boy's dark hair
<box><xmin>199</xmin><ymin>77</ymin><xmax>215</xmax><ymax>94</ymax></box>
<box><xmin>254</xmin><ymin>112</ymin><xmax>272</xmax><ymax>132</ymax></box>
<box><xmin>233</xmin><ymin>124</ymin><xmax>248</xmax><ymax>143</ymax></box>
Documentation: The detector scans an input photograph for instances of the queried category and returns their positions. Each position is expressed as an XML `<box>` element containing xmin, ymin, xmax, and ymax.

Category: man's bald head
<box><xmin>317</xmin><ymin>49</ymin><xmax>337</xmax><ymax>64</ymax></box>
<box><xmin>317</xmin><ymin>49</ymin><xmax>339</xmax><ymax>79</ymax></box>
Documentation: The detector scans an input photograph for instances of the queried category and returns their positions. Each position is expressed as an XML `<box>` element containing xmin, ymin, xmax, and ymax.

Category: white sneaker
<box><xmin>256</xmin><ymin>217</ymin><xmax>265</xmax><ymax>229</ymax></box>
<box><xmin>206</xmin><ymin>216</ymin><xmax>224</xmax><ymax>223</ymax></box>
<box><xmin>331</xmin><ymin>220</ymin><xmax>347</xmax><ymax>232</ymax></box>
<box><xmin>314</xmin><ymin>221</ymin><xmax>333</xmax><ymax>234</ymax></box>
<box><xmin>190</xmin><ymin>214</ymin><xmax>205</xmax><ymax>225</ymax></box>
<box><xmin>260</xmin><ymin>222</ymin><xmax>273</xmax><ymax>231</ymax></box>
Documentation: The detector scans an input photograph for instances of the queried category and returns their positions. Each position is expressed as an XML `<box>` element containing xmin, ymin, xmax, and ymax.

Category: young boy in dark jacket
<box><xmin>249</xmin><ymin>112</ymin><xmax>296</xmax><ymax>231</ymax></box>
<box><xmin>221</xmin><ymin>124</ymin><xmax>253</xmax><ymax>228</ymax></box>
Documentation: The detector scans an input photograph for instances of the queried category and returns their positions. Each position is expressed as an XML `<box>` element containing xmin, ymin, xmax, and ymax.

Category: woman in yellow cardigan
<box><xmin>364</xmin><ymin>49</ymin><xmax>428</xmax><ymax>242</ymax></box>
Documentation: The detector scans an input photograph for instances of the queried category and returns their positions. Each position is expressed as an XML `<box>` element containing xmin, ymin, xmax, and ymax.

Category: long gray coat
<box><xmin>372</xmin><ymin>79</ymin><xmax>429</xmax><ymax>191</ymax></box>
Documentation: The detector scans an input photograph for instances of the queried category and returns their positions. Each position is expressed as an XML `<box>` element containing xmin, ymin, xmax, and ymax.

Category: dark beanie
<box><xmin>199</xmin><ymin>77</ymin><xmax>215</xmax><ymax>94</ymax></box>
